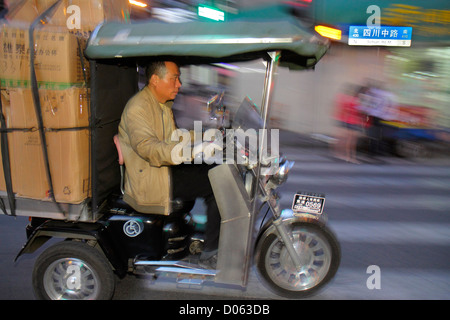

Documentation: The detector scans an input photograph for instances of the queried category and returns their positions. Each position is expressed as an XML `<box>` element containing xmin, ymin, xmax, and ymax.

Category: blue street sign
<box><xmin>348</xmin><ymin>26</ymin><xmax>412</xmax><ymax>47</ymax></box>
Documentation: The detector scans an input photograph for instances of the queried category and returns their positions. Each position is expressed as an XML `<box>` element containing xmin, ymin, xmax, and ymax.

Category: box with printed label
<box><xmin>0</xmin><ymin>88</ymin><xmax>91</xmax><ymax>203</ymax></box>
<box><xmin>0</xmin><ymin>26</ymin><xmax>89</xmax><ymax>88</ymax></box>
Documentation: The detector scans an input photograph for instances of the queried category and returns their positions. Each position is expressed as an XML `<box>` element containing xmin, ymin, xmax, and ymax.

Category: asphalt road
<box><xmin>0</xmin><ymin>145</ymin><xmax>449</xmax><ymax>300</ymax></box>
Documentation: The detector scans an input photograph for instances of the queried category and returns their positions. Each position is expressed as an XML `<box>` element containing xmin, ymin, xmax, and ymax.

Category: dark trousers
<box><xmin>171</xmin><ymin>164</ymin><xmax>220</xmax><ymax>252</ymax></box>
<box><xmin>367</xmin><ymin>116</ymin><xmax>382</xmax><ymax>155</ymax></box>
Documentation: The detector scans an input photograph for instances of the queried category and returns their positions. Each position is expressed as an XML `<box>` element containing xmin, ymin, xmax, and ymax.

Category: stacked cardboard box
<box><xmin>36</xmin><ymin>0</ymin><xmax>130</xmax><ymax>35</ymax></box>
<box><xmin>0</xmin><ymin>26</ymin><xmax>89</xmax><ymax>88</ymax></box>
<box><xmin>4</xmin><ymin>0</ymin><xmax>130</xmax><ymax>34</ymax></box>
<box><xmin>0</xmin><ymin>0</ymin><xmax>129</xmax><ymax>204</ymax></box>
<box><xmin>5</xmin><ymin>88</ymin><xmax>91</xmax><ymax>203</ymax></box>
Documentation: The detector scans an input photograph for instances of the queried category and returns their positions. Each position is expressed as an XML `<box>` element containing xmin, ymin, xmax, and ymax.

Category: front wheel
<box><xmin>32</xmin><ymin>241</ymin><xmax>115</xmax><ymax>300</ymax></box>
<box><xmin>257</xmin><ymin>222</ymin><xmax>340</xmax><ymax>298</ymax></box>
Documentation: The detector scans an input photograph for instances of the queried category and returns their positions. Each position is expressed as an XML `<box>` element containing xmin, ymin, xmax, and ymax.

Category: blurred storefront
<box><xmin>128</xmin><ymin>1</ymin><xmax>450</xmax><ymax>136</ymax></box>
<box><xmin>298</xmin><ymin>0</ymin><xmax>450</xmax><ymax>135</ymax></box>
<box><xmin>384</xmin><ymin>47</ymin><xmax>450</xmax><ymax>129</ymax></box>
<box><xmin>232</xmin><ymin>1</ymin><xmax>450</xmax><ymax>136</ymax></box>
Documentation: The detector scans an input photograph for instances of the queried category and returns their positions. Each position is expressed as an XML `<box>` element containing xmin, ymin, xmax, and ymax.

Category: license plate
<box><xmin>292</xmin><ymin>192</ymin><xmax>325</xmax><ymax>215</ymax></box>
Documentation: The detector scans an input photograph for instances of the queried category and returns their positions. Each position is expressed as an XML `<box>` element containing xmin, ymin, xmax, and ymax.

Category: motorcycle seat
<box><xmin>109</xmin><ymin>193</ymin><xmax>195</xmax><ymax>215</ymax></box>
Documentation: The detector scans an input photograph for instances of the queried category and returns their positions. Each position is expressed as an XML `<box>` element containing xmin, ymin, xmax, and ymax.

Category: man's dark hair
<box><xmin>145</xmin><ymin>60</ymin><xmax>179</xmax><ymax>84</ymax></box>
<box><xmin>145</xmin><ymin>61</ymin><xmax>167</xmax><ymax>83</ymax></box>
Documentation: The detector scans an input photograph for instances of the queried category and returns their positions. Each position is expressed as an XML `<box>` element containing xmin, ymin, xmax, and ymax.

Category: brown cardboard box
<box><xmin>41</xmin><ymin>88</ymin><xmax>90</xmax><ymax>127</ymax></box>
<box><xmin>4</xmin><ymin>0</ymin><xmax>39</xmax><ymax>24</ymax></box>
<box><xmin>36</xmin><ymin>0</ymin><xmax>130</xmax><ymax>34</ymax></box>
<box><xmin>46</xmin><ymin>129</ymin><xmax>90</xmax><ymax>203</ymax></box>
<box><xmin>0</xmin><ymin>1</ymin><xmax>92</xmax><ymax>203</ymax></box>
<box><xmin>0</xmin><ymin>26</ymin><xmax>89</xmax><ymax>88</ymax></box>
<box><xmin>9</xmin><ymin>87</ymin><xmax>90</xmax><ymax>128</ymax></box>
<box><xmin>3</xmin><ymin>88</ymin><xmax>91</xmax><ymax>203</ymax></box>
<box><xmin>8</xmin><ymin>128</ymin><xmax>90</xmax><ymax>203</ymax></box>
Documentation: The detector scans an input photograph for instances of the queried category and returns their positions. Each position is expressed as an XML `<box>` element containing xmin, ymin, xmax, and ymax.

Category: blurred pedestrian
<box><xmin>333</xmin><ymin>84</ymin><xmax>365</xmax><ymax>164</ymax></box>
<box><xmin>358</xmin><ymin>81</ymin><xmax>397</xmax><ymax>156</ymax></box>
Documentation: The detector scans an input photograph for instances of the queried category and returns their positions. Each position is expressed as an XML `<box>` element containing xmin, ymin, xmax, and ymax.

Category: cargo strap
<box><xmin>29</xmin><ymin>0</ymin><xmax>67</xmax><ymax>215</ymax></box>
<box><xmin>0</xmin><ymin>91</ymin><xmax>15</xmax><ymax>216</ymax></box>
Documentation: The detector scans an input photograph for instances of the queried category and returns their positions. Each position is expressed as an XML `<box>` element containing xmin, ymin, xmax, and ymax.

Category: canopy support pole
<box><xmin>260</xmin><ymin>51</ymin><xmax>280</xmax><ymax>121</ymax></box>
<box><xmin>244</xmin><ymin>51</ymin><xmax>281</xmax><ymax>284</ymax></box>
<box><xmin>252</xmin><ymin>50</ymin><xmax>280</xmax><ymax>207</ymax></box>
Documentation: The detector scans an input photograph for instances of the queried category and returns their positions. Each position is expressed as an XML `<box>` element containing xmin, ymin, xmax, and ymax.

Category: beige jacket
<box><xmin>118</xmin><ymin>86</ymin><xmax>183</xmax><ymax>215</ymax></box>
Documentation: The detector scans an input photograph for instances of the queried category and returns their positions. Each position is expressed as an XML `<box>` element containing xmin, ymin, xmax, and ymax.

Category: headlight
<box><xmin>269</xmin><ymin>157</ymin><xmax>294</xmax><ymax>185</ymax></box>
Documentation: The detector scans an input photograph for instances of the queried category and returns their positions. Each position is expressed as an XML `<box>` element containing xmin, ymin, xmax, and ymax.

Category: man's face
<box><xmin>151</xmin><ymin>61</ymin><xmax>182</xmax><ymax>103</ymax></box>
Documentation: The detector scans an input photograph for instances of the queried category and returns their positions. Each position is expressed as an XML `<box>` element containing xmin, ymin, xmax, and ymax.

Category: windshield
<box><xmin>229</xmin><ymin>96</ymin><xmax>279</xmax><ymax>168</ymax></box>
<box><xmin>232</xmin><ymin>96</ymin><xmax>264</xmax><ymax>131</ymax></box>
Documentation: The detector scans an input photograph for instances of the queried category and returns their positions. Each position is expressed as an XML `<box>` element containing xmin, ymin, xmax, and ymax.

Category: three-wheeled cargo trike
<box><xmin>3</xmin><ymin>6</ymin><xmax>340</xmax><ymax>300</ymax></box>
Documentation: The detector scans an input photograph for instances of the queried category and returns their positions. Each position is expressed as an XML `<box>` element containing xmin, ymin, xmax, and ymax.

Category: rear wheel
<box><xmin>32</xmin><ymin>241</ymin><xmax>115</xmax><ymax>300</ymax></box>
<box><xmin>257</xmin><ymin>222</ymin><xmax>340</xmax><ymax>298</ymax></box>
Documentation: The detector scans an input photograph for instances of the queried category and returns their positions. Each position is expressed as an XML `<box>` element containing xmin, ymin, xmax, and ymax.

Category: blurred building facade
<box><xmin>129</xmin><ymin>0</ymin><xmax>450</xmax><ymax>136</ymax></box>
<box><xmin>234</xmin><ymin>0</ymin><xmax>450</xmax><ymax>136</ymax></box>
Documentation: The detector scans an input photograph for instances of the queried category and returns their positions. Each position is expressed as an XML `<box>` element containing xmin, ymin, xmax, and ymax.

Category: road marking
<box><xmin>329</xmin><ymin>221</ymin><xmax>450</xmax><ymax>244</ymax></box>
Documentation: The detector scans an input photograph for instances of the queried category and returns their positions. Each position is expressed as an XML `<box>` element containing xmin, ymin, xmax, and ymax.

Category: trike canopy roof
<box><xmin>85</xmin><ymin>5</ymin><xmax>329</xmax><ymax>69</ymax></box>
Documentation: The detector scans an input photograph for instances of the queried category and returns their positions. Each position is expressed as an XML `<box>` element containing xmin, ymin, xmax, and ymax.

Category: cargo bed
<box><xmin>0</xmin><ymin>191</ymin><xmax>101</xmax><ymax>222</ymax></box>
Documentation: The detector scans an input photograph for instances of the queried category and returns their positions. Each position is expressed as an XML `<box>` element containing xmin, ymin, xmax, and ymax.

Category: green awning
<box><xmin>85</xmin><ymin>8</ymin><xmax>329</xmax><ymax>69</ymax></box>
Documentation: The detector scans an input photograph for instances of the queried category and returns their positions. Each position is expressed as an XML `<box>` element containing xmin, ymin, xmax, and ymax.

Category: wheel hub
<box><xmin>43</xmin><ymin>258</ymin><xmax>99</xmax><ymax>300</ymax></box>
<box><xmin>264</xmin><ymin>227</ymin><xmax>332</xmax><ymax>291</ymax></box>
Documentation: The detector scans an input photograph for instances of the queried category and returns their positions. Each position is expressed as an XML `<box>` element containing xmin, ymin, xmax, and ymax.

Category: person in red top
<box><xmin>333</xmin><ymin>84</ymin><xmax>365</xmax><ymax>164</ymax></box>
